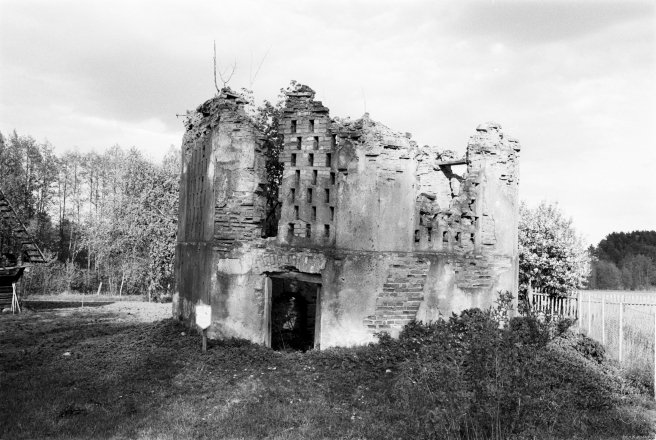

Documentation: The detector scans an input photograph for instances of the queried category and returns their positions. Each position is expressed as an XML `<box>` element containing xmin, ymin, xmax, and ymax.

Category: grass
<box><xmin>24</xmin><ymin>292</ymin><xmax>154</xmax><ymax>302</ymax></box>
<box><xmin>1</xmin><ymin>302</ymin><xmax>655</xmax><ymax>439</ymax></box>
<box><xmin>579</xmin><ymin>293</ymin><xmax>656</xmax><ymax>395</ymax></box>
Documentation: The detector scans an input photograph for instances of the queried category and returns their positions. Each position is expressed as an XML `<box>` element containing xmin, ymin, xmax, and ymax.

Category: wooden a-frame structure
<box><xmin>0</xmin><ymin>189</ymin><xmax>46</xmax><ymax>312</ymax></box>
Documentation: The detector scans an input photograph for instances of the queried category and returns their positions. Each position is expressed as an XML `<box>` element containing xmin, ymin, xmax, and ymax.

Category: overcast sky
<box><xmin>1</xmin><ymin>0</ymin><xmax>654</xmax><ymax>246</ymax></box>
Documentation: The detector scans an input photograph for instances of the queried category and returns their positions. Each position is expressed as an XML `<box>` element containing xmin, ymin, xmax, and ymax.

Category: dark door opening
<box><xmin>268</xmin><ymin>277</ymin><xmax>320</xmax><ymax>351</ymax></box>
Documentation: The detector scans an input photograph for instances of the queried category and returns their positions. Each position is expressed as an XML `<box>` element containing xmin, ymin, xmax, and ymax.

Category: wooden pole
<box><xmin>619</xmin><ymin>302</ymin><xmax>624</xmax><ymax>363</ymax></box>
<box><xmin>588</xmin><ymin>291</ymin><xmax>592</xmax><ymax>336</ymax></box>
<box><xmin>97</xmin><ymin>282</ymin><xmax>102</xmax><ymax>297</ymax></box>
<box><xmin>202</xmin><ymin>329</ymin><xmax>207</xmax><ymax>353</ymax></box>
<box><xmin>11</xmin><ymin>282</ymin><xmax>20</xmax><ymax>314</ymax></box>
<box><xmin>602</xmin><ymin>297</ymin><xmax>605</xmax><ymax>345</ymax></box>
<box><xmin>577</xmin><ymin>290</ymin><xmax>581</xmax><ymax>331</ymax></box>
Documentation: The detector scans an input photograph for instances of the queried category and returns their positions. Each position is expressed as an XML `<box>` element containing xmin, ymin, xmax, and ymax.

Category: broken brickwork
<box><xmin>174</xmin><ymin>84</ymin><xmax>520</xmax><ymax>348</ymax></box>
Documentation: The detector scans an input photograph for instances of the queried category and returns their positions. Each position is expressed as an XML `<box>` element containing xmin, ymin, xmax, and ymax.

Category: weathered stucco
<box><xmin>174</xmin><ymin>84</ymin><xmax>521</xmax><ymax>349</ymax></box>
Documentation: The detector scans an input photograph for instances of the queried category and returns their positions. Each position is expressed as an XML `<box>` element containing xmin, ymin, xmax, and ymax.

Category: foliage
<box><xmin>0</xmin><ymin>131</ymin><xmax>58</xmax><ymax>258</ymax></box>
<box><xmin>596</xmin><ymin>230</ymin><xmax>656</xmax><ymax>266</ymax></box>
<box><xmin>0</xmin><ymin>130</ymin><xmax>180</xmax><ymax>297</ymax></box>
<box><xmin>378</xmin><ymin>298</ymin><xmax>648</xmax><ymax>439</ymax></box>
<box><xmin>518</xmin><ymin>200</ymin><xmax>589</xmax><ymax>297</ymax></box>
<box><xmin>1</xmin><ymin>297</ymin><xmax>653</xmax><ymax>440</ymax></box>
<box><xmin>248</xmin><ymin>81</ymin><xmax>297</xmax><ymax>236</ymax></box>
<box><xmin>588</xmin><ymin>259</ymin><xmax>623</xmax><ymax>290</ymax></box>
<box><xmin>588</xmin><ymin>230</ymin><xmax>656</xmax><ymax>290</ymax></box>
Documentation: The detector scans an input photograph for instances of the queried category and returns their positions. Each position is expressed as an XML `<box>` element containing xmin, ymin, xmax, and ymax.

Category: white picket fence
<box><xmin>528</xmin><ymin>289</ymin><xmax>578</xmax><ymax>318</ymax></box>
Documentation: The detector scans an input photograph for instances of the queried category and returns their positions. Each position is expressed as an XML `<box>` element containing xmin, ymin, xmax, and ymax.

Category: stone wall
<box><xmin>174</xmin><ymin>83</ymin><xmax>521</xmax><ymax>349</ymax></box>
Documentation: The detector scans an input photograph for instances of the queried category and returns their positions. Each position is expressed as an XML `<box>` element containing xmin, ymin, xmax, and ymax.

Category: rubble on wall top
<box><xmin>181</xmin><ymin>87</ymin><xmax>257</xmax><ymax>154</ymax></box>
<box><xmin>469</xmin><ymin>121</ymin><xmax>522</xmax><ymax>153</ymax></box>
<box><xmin>476</xmin><ymin>121</ymin><xmax>502</xmax><ymax>133</ymax></box>
<box><xmin>285</xmin><ymin>84</ymin><xmax>316</xmax><ymax>99</ymax></box>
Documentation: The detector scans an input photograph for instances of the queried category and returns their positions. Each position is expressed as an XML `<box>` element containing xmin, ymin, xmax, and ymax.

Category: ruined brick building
<box><xmin>173</xmin><ymin>85</ymin><xmax>521</xmax><ymax>349</ymax></box>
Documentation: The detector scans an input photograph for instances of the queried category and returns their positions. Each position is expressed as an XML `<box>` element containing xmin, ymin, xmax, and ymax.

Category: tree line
<box><xmin>0</xmin><ymin>130</ymin><xmax>179</xmax><ymax>299</ymax></box>
<box><xmin>588</xmin><ymin>231</ymin><xmax>656</xmax><ymax>291</ymax></box>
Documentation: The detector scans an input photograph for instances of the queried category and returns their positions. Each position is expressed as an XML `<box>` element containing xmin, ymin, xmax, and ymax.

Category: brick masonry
<box><xmin>364</xmin><ymin>256</ymin><xmax>430</xmax><ymax>332</ymax></box>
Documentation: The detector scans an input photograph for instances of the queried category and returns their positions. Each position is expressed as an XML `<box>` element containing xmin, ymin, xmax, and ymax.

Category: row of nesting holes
<box><xmin>292</xmin><ymin>134</ymin><xmax>337</xmax><ymax>150</ymax></box>
<box><xmin>414</xmin><ymin>229</ymin><xmax>476</xmax><ymax>245</ymax></box>
<box><xmin>291</xmin><ymin>119</ymin><xmax>314</xmax><ymax>134</ymax></box>
<box><xmin>291</xmin><ymin>188</ymin><xmax>332</xmax><ymax>204</ymax></box>
<box><xmin>293</xmin><ymin>171</ymin><xmax>336</xmax><ymax>187</ymax></box>
<box><xmin>291</xmin><ymin>153</ymin><xmax>331</xmax><ymax>167</ymax></box>
<box><xmin>293</xmin><ymin>205</ymin><xmax>335</xmax><ymax>221</ymax></box>
<box><xmin>288</xmin><ymin>223</ymin><xmax>330</xmax><ymax>238</ymax></box>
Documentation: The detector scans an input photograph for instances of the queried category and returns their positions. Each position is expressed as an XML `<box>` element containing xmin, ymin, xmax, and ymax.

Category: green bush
<box><xmin>370</xmin><ymin>295</ymin><xmax>652</xmax><ymax>439</ymax></box>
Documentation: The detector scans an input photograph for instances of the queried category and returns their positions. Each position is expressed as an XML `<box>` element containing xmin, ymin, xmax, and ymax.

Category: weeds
<box><xmin>1</xmin><ymin>296</ymin><xmax>654</xmax><ymax>439</ymax></box>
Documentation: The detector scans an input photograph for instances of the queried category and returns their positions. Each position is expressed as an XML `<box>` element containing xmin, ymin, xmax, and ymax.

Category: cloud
<box><xmin>0</xmin><ymin>0</ymin><xmax>654</xmax><ymax>245</ymax></box>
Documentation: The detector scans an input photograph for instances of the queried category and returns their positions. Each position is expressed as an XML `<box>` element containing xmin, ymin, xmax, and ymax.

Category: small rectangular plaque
<box><xmin>195</xmin><ymin>304</ymin><xmax>212</xmax><ymax>330</ymax></box>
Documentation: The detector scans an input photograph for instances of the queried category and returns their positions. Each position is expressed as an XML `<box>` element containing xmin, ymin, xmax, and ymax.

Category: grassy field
<box><xmin>1</xmin><ymin>300</ymin><xmax>655</xmax><ymax>439</ymax></box>
<box><xmin>579</xmin><ymin>291</ymin><xmax>656</xmax><ymax>396</ymax></box>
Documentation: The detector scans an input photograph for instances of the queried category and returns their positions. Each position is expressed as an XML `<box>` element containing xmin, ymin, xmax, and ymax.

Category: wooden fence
<box><xmin>527</xmin><ymin>288</ymin><xmax>578</xmax><ymax>319</ymax></box>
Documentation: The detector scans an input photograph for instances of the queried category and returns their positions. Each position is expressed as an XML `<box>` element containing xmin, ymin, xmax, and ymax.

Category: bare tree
<box><xmin>214</xmin><ymin>40</ymin><xmax>236</xmax><ymax>93</ymax></box>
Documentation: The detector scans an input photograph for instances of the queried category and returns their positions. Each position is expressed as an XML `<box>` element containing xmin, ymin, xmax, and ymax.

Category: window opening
<box><xmin>330</xmin><ymin>172</ymin><xmax>336</xmax><ymax>185</ymax></box>
<box><xmin>313</xmin><ymin>136</ymin><xmax>319</xmax><ymax>150</ymax></box>
<box><xmin>295</xmin><ymin>170</ymin><xmax>301</xmax><ymax>185</ymax></box>
<box><xmin>309</xmin><ymin>120</ymin><xmax>315</xmax><ymax>132</ymax></box>
<box><xmin>297</xmin><ymin>137</ymin><xmax>302</xmax><ymax>150</ymax></box>
<box><xmin>291</xmin><ymin>120</ymin><xmax>297</xmax><ymax>134</ymax></box>
<box><xmin>311</xmin><ymin>206</ymin><xmax>316</xmax><ymax>221</ymax></box>
<box><xmin>324</xmin><ymin>225</ymin><xmax>330</xmax><ymax>237</ymax></box>
<box><xmin>307</xmin><ymin>188</ymin><xmax>313</xmax><ymax>203</ymax></box>
<box><xmin>325</xmin><ymin>189</ymin><xmax>330</xmax><ymax>203</ymax></box>
<box><xmin>312</xmin><ymin>170</ymin><xmax>318</xmax><ymax>185</ymax></box>
<box><xmin>291</xmin><ymin>154</ymin><xmax>296</xmax><ymax>167</ymax></box>
<box><xmin>330</xmin><ymin>207</ymin><xmax>334</xmax><ymax>221</ymax></box>
<box><xmin>294</xmin><ymin>206</ymin><xmax>299</xmax><ymax>220</ymax></box>
<box><xmin>306</xmin><ymin>223</ymin><xmax>311</xmax><ymax>237</ymax></box>
<box><xmin>291</xmin><ymin>188</ymin><xmax>295</xmax><ymax>202</ymax></box>
<box><xmin>326</xmin><ymin>153</ymin><xmax>332</xmax><ymax>167</ymax></box>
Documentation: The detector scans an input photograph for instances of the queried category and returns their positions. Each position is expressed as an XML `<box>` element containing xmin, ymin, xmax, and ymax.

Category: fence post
<box><xmin>602</xmin><ymin>297</ymin><xmax>605</xmax><ymax>345</ymax></box>
<box><xmin>619</xmin><ymin>301</ymin><xmax>624</xmax><ymax>363</ymax></box>
<box><xmin>653</xmin><ymin>307</ymin><xmax>656</xmax><ymax>400</ymax></box>
<box><xmin>577</xmin><ymin>290</ymin><xmax>581</xmax><ymax>330</ymax></box>
<box><xmin>588</xmin><ymin>291</ymin><xmax>592</xmax><ymax>335</ymax></box>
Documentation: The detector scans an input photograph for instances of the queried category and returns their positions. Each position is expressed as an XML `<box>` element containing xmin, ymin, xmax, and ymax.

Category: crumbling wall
<box><xmin>173</xmin><ymin>89</ymin><xmax>269</xmax><ymax>335</ymax></box>
<box><xmin>175</xmin><ymin>84</ymin><xmax>521</xmax><ymax>349</ymax></box>
<box><xmin>331</xmin><ymin>115</ymin><xmax>418</xmax><ymax>252</ymax></box>
<box><xmin>277</xmin><ymin>86</ymin><xmax>336</xmax><ymax>247</ymax></box>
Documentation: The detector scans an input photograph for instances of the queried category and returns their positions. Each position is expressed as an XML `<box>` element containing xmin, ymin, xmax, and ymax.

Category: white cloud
<box><xmin>0</xmin><ymin>0</ymin><xmax>653</xmax><ymax>244</ymax></box>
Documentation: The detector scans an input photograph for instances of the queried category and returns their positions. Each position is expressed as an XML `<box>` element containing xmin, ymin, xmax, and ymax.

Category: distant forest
<box><xmin>588</xmin><ymin>231</ymin><xmax>656</xmax><ymax>291</ymax></box>
<box><xmin>0</xmin><ymin>130</ymin><xmax>179</xmax><ymax>298</ymax></box>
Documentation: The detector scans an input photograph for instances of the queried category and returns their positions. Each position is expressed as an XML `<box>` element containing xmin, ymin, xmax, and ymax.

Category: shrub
<box><xmin>377</xmin><ymin>294</ymin><xmax>652</xmax><ymax>439</ymax></box>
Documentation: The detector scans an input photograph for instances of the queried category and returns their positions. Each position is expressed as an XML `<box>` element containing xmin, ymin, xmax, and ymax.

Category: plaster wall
<box><xmin>175</xmin><ymin>84</ymin><xmax>521</xmax><ymax>350</ymax></box>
